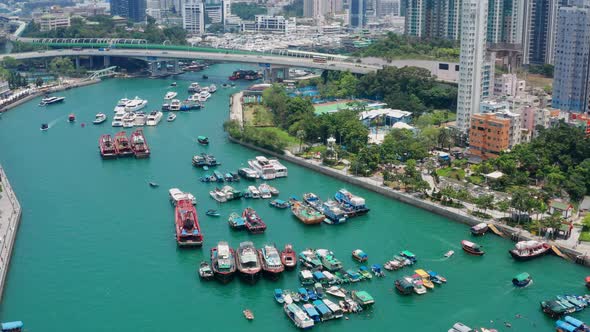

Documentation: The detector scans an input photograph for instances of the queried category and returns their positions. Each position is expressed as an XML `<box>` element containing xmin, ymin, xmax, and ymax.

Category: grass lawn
<box><xmin>580</xmin><ymin>231</ymin><xmax>590</xmax><ymax>242</ymax></box>
<box><xmin>437</xmin><ymin>167</ymin><xmax>465</xmax><ymax>180</ymax></box>
<box><xmin>243</xmin><ymin>104</ymin><xmax>274</xmax><ymax>126</ymax></box>
<box><xmin>256</xmin><ymin>127</ymin><xmax>300</xmax><ymax>147</ymax></box>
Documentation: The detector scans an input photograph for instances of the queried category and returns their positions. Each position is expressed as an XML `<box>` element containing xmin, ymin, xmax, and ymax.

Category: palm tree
<box><xmin>296</xmin><ymin>129</ymin><xmax>305</xmax><ymax>153</ymax></box>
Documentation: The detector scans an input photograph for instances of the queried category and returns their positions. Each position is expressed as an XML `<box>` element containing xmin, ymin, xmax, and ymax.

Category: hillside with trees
<box><xmin>355</xmin><ymin>32</ymin><xmax>460</xmax><ymax>61</ymax></box>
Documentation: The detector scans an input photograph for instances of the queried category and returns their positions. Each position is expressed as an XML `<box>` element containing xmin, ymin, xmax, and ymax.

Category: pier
<box><xmin>0</xmin><ymin>165</ymin><xmax>22</xmax><ymax>300</ymax></box>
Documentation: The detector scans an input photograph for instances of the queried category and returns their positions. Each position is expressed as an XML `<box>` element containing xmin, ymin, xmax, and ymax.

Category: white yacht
<box><xmin>111</xmin><ymin>110</ymin><xmax>126</xmax><ymax>127</ymax></box>
<box><xmin>169</xmin><ymin>99</ymin><xmax>181</xmax><ymax>111</ymax></box>
<box><xmin>167</xmin><ymin>113</ymin><xmax>176</xmax><ymax>122</ymax></box>
<box><xmin>113</xmin><ymin>98</ymin><xmax>129</xmax><ymax>113</ymax></box>
<box><xmin>146</xmin><ymin>111</ymin><xmax>163</xmax><ymax>126</ymax></box>
<box><xmin>134</xmin><ymin>112</ymin><xmax>147</xmax><ymax>126</ymax></box>
<box><xmin>187</xmin><ymin>93</ymin><xmax>200</xmax><ymax>102</ymax></box>
<box><xmin>247</xmin><ymin>185</ymin><xmax>261</xmax><ymax>199</ymax></box>
<box><xmin>200</xmin><ymin>86</ymin><xmax>210</xmax><ymax>93</ymax></box>
<box><xmin>269</xmin><ymin>159</ymin><xmax>288</xmax><ymax>178</ymax></box>
<box><xmin>209</xmin><ymin>84</ymin><xmax>217</xmax><ymax>93</ymax></box>
<box><xmin>125</xmin><ymin>97</ymin><xmax>148</xmax><ymax>112</ymax></box>
<box><xmin>93</xmin><ymin>113</ymin><xmax>107</xmax><ymax>124</ymax></box>
<box><xmin>198</xmin><ymin>91</ymin><xmax>211</xmax><ymax>102</ymax></box>
<box><xmin>122</xmin><ymin>113</ymin><xmax>136</xmax><ymax>128</ymax></box>
<box><xmin>164</xmin><ymin>91</ymin><xmax>177</xmax><ymax>100</ymax></box>
<box><xmin>168</xmin><ymin>188</ymin><xmax>197</xmax><ymax>206</ymax></box>
<box><xmin>188</xmin><ymin>82</ymin><xmax>201</xmax><ymax>93</ymax></box>
<box><xmin>248</xmin><ymin>156</ymin><xmax>277</xmax><ymax>180</ymax></box>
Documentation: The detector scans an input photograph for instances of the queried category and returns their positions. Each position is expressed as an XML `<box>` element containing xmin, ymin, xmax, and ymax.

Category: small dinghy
<box><xmin>206</xmin><ymin>209</ymin><xmax>220</xmax><ymax>217</ymax></box>
<box><xmin>444</xmin><ymin>250</ymin><xmax>455</xmax><ymax>258</ymax></box>
<box><xmin>243</xmin><ymin>309</ymin><xmax>254</xmax><ymax>320</ymax></box>
<box><xmin>167</xmin><ymin>113</ymin><xmax>176</xmax><ymax>122</ymax></box>
<box><xmin>40</xmin><ymin>123</ymin><xmax>49</xmax><ymax>131</ymax></box>
<box><xmin>198</xmin><ymin>261</ymin><xmax>214</xmax><ymax>280</ymax></box>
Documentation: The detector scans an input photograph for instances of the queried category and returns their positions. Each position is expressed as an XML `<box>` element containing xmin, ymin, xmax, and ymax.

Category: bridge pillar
<box><xmin>149</xmin><ymin>62</ymin><xmax>159</xmax><ymax>77</ymax></box>
<box><xmin>75</xmin><ymin>56</ymin><xmax>80</xmax><ymax>71</ymax></box>
<box><xmin>104</xmin><ymin>56</ymin><xmax>110</xmax><ymax>68</ymax></box>
<box><xmin>172</xmin><ymin>60</ymin><xmax>179</xmax><ymax>73</ymax></box>
<box><xmin>89</xmin><ymin>56</ymin><xmax>94</xmax><ymax>69</ymax></box>
<box><xmin>265</xmin><ymin>67</ymin><xmax>289</xmax><ymax>83</ymax></box>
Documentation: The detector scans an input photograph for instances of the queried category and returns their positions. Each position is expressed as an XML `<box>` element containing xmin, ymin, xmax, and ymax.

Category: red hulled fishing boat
<box><xmin>258</xmin><ymin>244</ymin><xmax>284</xmax><ymax>280</ymax></box>
<box><xmin>98</xmin><ymin>134</ymin><xmax>118</xmax><ymax>159</ymax></box>
<box><xmin>242</xmin><ymin>208</ymin><xmax>267</xmax><ymax>234</ymax></box>
<box><xmin>114</xmin><ymin>131</ymin><xmax>133</xmax><ymax>157</ymax></box>
<box><xmin>130</xmin><ymin>128</ymin><xmax>150</xmax><ymax>158</ymax></box>
<box><xmin>174</xmin><ymin>199</ymin><xmax>203</xmax><ymax>247</ymax></box>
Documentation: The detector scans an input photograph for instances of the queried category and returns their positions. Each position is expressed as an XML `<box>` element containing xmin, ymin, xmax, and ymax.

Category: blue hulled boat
<box><xmin>334</xmin><ymin>189</ymin><xmax>369</xmax><ymax>217</ymax></box>
<box><xmin>322</xmin><ymin>200</ymin><xmax>347</xmax><ymax>224</ymax></box>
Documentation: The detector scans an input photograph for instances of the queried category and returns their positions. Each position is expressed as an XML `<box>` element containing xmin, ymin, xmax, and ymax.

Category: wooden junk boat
<box><xmin>470</xmin><ymin>222</ymin><xmax>489</xmax><ymax>236</ymax></box>
<box><xmin>114</xmin><ymin>131</ymin><xmax>133</xmax><ymax>157</ymax></box>
<box><xmin>509</xmin><ymin>240</ymin><xmax>551</xmax><ymax>261</ymax></box>
<box><xmin>461</xmin><ymin>240</ymin><xmax>485</xmax><ymax>256</ymax></box>
<box><xmin>174</xmin><ymin>199</ymin><xmax>203</xmax><ymax>247</ymax></box>
<box><xmin>130</xmin><ymin>128</ymin><xmax>150</xmax><ymax>158</ymax></box>
<box><xmin>99</xmin><ymin>134</ymin><xmax>118</xmax><ymax>159</ymax></box>
<box><xmin>290</xmin><ymin>198</ymin><xmax>325</xmax><ymax>225</ymax></box>
<box><xmin>242</xmin><ymin>208</ymin><xmax>267</xmax><ymax>234</ymax></box>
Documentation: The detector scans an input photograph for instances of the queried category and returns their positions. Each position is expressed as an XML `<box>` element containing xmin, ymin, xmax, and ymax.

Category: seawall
<box><xmin>0</xmin><ymin>165</ymin><xmax>22</xmax><ymax>300</ymax></box>
<box><xmin>227</xmin><ymin>136</ymin><xmax>590</xmax><ymax>267</ymax></box>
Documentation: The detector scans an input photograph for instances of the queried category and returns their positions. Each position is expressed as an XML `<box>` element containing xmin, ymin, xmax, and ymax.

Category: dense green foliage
<box><xmin>527</xmin><ymin>64</ymin><xmax>554</xmax><ymax>78</ymax></box>
<box><xmin>0</xmin><ymin>57</ymin><xmax>27</xmax><ymax>89</ymax></box>
<box><xmin>282</xmin><ymin>0</ymin><xmax>303</xmax><ymax>17</ymax></box>
<box><xmin>474</xmin><ymin>123</ymin><xmax>590</xmax><ymax>202</ymax></box>
<box><xmin>355</xmin><ymin>33</ymin><xmax>460</xmax><ymax>61</ymax></box>
<box><xmin>223</xmin><ymin>120</ymin><xmax>287</xmax><ymax>154</ymax></box>
<box><xmin>357</xmin><ymin>66</ymin><xmax>458</xmax><ymax>115</ymax></box>
<box><xmin>23</xmin><ymin>16</ymin><xmax>187</xmax><ymax>45</ymax></box>
<box><xmin>231</xmin><ymin>3</ymin><xmax>267</xmax><ymax>20</ymax></box>
<box><xmin>48</xmin><ymin>57</ymin><xmax>75</xmax><ymax>75</ymax></box>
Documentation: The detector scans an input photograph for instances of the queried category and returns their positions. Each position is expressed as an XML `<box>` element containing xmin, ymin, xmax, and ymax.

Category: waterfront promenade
<box><xmin>0</xmin><ymin>165</ymin><xmax>21</xmax><ymax>300</ymax></box>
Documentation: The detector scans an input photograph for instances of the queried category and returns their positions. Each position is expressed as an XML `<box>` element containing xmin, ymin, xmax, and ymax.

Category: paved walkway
<box><xmin>230</xmin><ymin>91</ymin><xmax>244</xmax><ymax>127</ymax></box>
<box><xmin>0</xmin><ymin>165</ymin><xmax>22</xmax><ymax>299</ymax></box>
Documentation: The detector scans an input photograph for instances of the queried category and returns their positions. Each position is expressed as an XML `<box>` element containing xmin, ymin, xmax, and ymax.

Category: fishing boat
<box><xmin>209</xmin><ymin>188</ymin><xmax>228</xmax><ymax>203</ymax></box>
<box><xmin>541</xmin><ymin>299</ymin><xmax>573</xmax><ymax>318</ymax></box>
<box><xmin>303</xmin><ymin>193</ymin><xmax>324</xmax><ymax>212</ymax></box>
<box><xmin>284</xmin><ymin>303</ymin><xmax>315</xmax><ymax>329</ymax></box>
<box><xmin>242</xmin><ymin>208</ymin><xmax>267</xmax><ymax>234</ymax></box>
<box><xmin>114</xmin><ymin>131</ymin><xmax>133</xmax><ymax>157</ymax></box>
<box><xmin>206</xmin><ymin>209</ymin><xmax>220</xmax><ymax>217</ymax></box>
<box><xmin>235</xmin><ymin>241</ymin><xmax>262</xmax><ymax>282</ymax></box>
<box><xmin>352</xmin><ymin>291</ymin><xmax>375</xmax><ymax>308</ymax></box>
<box><xmin>313</xmin><ymin>271</ymin><xmax>327</xmax><ymax>285</ymax></box>
<box><xmin>371</xmin><ymin>264</ymin><xmax>385</xmax><ymax>277</ymax></box>
<box><xmin>334</xmin><ymin>189</ymin><xmax>369</xmax><ymax>217</ymax></box>
<box><xmin>192</xmin><ymin>154</ymin><xmax>206</xmax><ymax>167</ymax></box>
<box><xmin>174</xmin><ymin>199</ymin><xmax>203</xmax><ymax>247</ymax></box>
<box><xmin>512</xmin><ymin>272</ymin><xmax>533</xmax><ymax>288</ymax></box>
<box><xmin>213</xmin><ymin>170</ymin><xmax>225</xmax><ymax>182</ymax></box>
<box><xmin>290</xmin><ymin>199</ymin><xmax>325</xmax><ymax>225</ymax></box>
<box><xmin>302</xmin><ymin>304</ymin><xmax>320</xmax><ymax>322</ymax></box>
<box><xmin>323</xmin><ymin>299</ymin><xmax>344</xmax><ymax>319</ymax></box>
<box><xmin>471</xmin><ymin>222</ymin><xmax>489</xmax><ymax>236</ymax></box>
<box><xmin>358</xmin><ymin>266</ymin><xmax>373</xmax><ymax>279</ymax></box>
<box><xmin>400</xmin><ymin>250</ymin><xmax>417</xmax><ymax>264</ymax></box>
<box><xmin>210</xmin><ymin>241</ymin><xmax>236</xmax><ymax>283</ymax></box>
<box><xmin>427</xmin><ymin>270</ymin><xmax>447</xmax><ymax>283</ymax></box>
<box><xmin>201</xmin><ymin>153</ymin><xmax>220</xmax><ymax>166</ymax></box>
<box><xmin>243</xmin><ymin>309</ymin><xmax>254</xmax><ymax>321</ymax></box>
<box><xmin>98</xmin><ymin>134</ymin><xmax>118</xmax><ymax>159</ymax></box>
<box><xmin>259</xmin><ymin>244</ymin><xmax>285</xmax><ymax>279</ymax></box>
<box><xmin>395</xmin><ymin>278</ymin><xmax>414</xmax><ymax>295</ymax></box>
<box><xmin>167</xmin><ymin>113</ymin><xmax>176</xmax><ymax>122</ymax></box>
<box><xmin>130</xmin><ymin>129</ymin><xmax>150</xmax><ymax>158</ymax></box>
<box><xmin>384</xmin><ymin>260</ymin><xmax>403</xmax><ymax>271</ymax></box>
<box><xmin>462</xmin><ymin>240</ymin><xmax>485</xmax><ymax>256</ymax></box>
<box><xmin>299</xmin><ymin>249</ymin><xmax>322</xmax><ymax>269</ymax></box>
<box><xmin>258</xmin><ymin>183</ymin><xmax>272</xmax><ymax>199</ymax></box>
<box><xmin>298</xmin><ymin>288</ymin><xmax>309</xmax><ymax>301</ymax></box>
<box><xmin>316</xmin><ymin>249</ymin><xmax>343</xmax><ymax>271</ymax></box>
<box><xmin>352</xmin><ymin>249</ymin><xmax>368</xmax><ymax>263</ymax></box>
<box><xmin>444</xmin><ymin>250</ymin><xmax>455</xmax><ymax>258</ymax></box>
<box><xmin>40</xmin><ymin>95</ymin><xmax>64</xmax><ymax>106</ymax></box>
<box><xmin>168</xmin><ymin>188</ymin><xmax>197</xmax><ymax>206</ymax></box>
<box><xmin>284</xmin><ymin>293</ymin><xmax>294</xmax><ymax>305</ymax></box>
<box><xmin>299</xmin><ymin>270</ymin><xmax>314</xmax><ymax>285</ymax></box>
<box><xmin>509</xmin><ymin>240</ymin><xmax>551</xmax><ymax>261</ymax></box>
<box><xmin>164</xmin><ymin>91</ymin><xmax>177</xmax><ymax>100</ymax></box>
<box><xmin>197</xmin><ymin>136</ymin><xmax>209</xmax><ymax>145</ymax></box>
<box><xmin>198</xmin><ymin>261</ymin><xmax>214</xmax><ymax>280</ymax></box>
<box><xmin>228</xmin><ymin>212</ymin><xmax>246</xmax><ymax>230</ymax></box>
<box><xmin>93</xmin><ymin>113</ymin><xmax>107</xmax><ymax>124</ymax></box>
<box><xmin>326</xmin><ymin>286</ymin><xmax>347</xmax><ymax>298</ymax></box>
<box><xmin>68</xmin><ymin>113</ymin><xmax>76</xmax><ymax>122</ymax></box>
<box><xmin>314</xmin><ymin>283</ymin><xmax>325</xmax><ymax>299</ymax></box>
<box><xmin>270</xmin><ymin>199</ymin><xmax>290</xmax><ymax>209</ymax></box>
<box><xmin>415</xmin><ymin>269</ymin><xmax>435</xmax><ymax>288</ymax></box>
<box><xmin>247</xmin><ymin>186</ymin><xmax>261</xmax><ymax>199</ymax></box>
<box><xmin>280</xmin><ymin>244</ymin><xmax>297</xmax><ymax>270</ymax></box>
<box><xmin>41</xmin><ymin>123</ymin><xmax>49</xmax><ymax>131</ymax></box>
<box><xmin>313</xmin><ymin>299</ymin><xmax>332</xmax><ymax>321</ymax></box>
<box><xmin>321</xmin><ymin>200</ymin><xmax>347</xmax><ymax>224</ymax></box>
<box><xmin>274</xmin><ymin>289</ymin><xmax>285</xmax><ymax>304</ymax></box>
<box><xmin>221</xmin><ymin>185</ymin><xmax>242</xmax><ymax>201</ymax></box>
<box><xmin>238</xmin><ymin>167</ymin><xmax>259</xmax><ymax>180</ymax></box>
<box><xmin>405</xmin><ymin>276</ymin><xmax>427</xmax><ymax>295</ymax></box>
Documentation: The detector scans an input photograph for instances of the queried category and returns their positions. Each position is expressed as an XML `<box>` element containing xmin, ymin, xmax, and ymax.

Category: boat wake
<box><xmin>47</xmin><ymin>115</ymin><xmax>67</xmax><ymax>128</ymax></box>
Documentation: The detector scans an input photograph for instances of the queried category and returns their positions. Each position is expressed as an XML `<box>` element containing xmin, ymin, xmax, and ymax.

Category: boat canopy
<box><xmin>313</xmin><ymin>271</ymin><xmax>326</xmax><ymax>280</ymax></box>
<box><xmin>1</xmin><ymin>321</ymin><xmax>23</xmax><ymax>330</ymax></box>
<box><xmin>515</xmin><ymin>240</ymin><xmax>543</xmax><ymax>250</ymax></box>
<box><xmin>312</xmin><ymin>300</ymin><xmax>331</xmax><ymax>316</ymax></box>
<box><xmin>513</xmin><ymin>272</ymin><xmax>530</xmax><ymax>282</ymax></box>
<box><xmin>303</xmin><ymin>304</ymin><xmax>320</xmax><ymax>319</ymax></box>
<box><xmin>397</xmin><ymin>278</ymin><xmax>414</xmax><ymax>290</ymax></box>
<box><xmin>274</xmin><ymin>289</ymin><xmax>283</xmax><ymax>296</ymax></box>
<box><xmin>415</xmin><ymin>269</ymin><xmax>429</xmax><ymax>278</ymax></box>
<box><xmin>564</xmin><ymin>316</ymin><xmax>584</xmax><ymax>327</ymax></box>
<box><xmin>556</xmin><ymin>320</ymin><xmax>577</xmax><ymax>332</ymax></box>
<box><xmin>401</xmin><ymin>250</ymin><xmax>415</xmax><ymax>257</ymax></box>
<box><xmin>274</xmin><ymin>199</ymin><xmax>286</xmax><ymax>204</ymax></box>
<box><xmin>198</xmin><ymin>136</ymin><xmax>208</xmax><ymax>140</ymax></box>
<box><xmin>427</xmin><ymin>270</ymin><xmax>439</xmax><ymax>278</ymax></box>
<box><xmin>353</xmin><ymin>291</ymin><xmax>374</xmax><ymax>303</ymax></box>
<box><xmin>586</xmin><ymin>276</ymin><xmax>590</xmax><ymax>283</ymax></box>
<box><xmin>300</xmin><ymin>270</ymin><xmax>313</xmax><ymax>279</ymax></box>
<box><xmin>471</xmin><ymin>222</ymin><xmax>488</xmax><ymax>231</ymax></box>
<box><xmin>353</xmin><ymin>249</ymin><xmax>368</xmax><ymax>259</ymax></box>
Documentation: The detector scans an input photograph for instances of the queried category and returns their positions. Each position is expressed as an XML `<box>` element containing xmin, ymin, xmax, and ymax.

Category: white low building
<box><xmin>359</xmin><ymin>108</ymin><xmax>412</xmax><ymax>126</ymax></box>
<box><xmin>241</xmin><ymin>15</ymin><xmax>296</xmax><ymax>34</ymax></box>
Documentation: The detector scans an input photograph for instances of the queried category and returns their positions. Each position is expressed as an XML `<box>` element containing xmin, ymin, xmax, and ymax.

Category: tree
<box><xmin>231</xmin><ymin>3</ymin><xmax>267</xmax><ymax>20</ymax></box>
<box><xmin>49</xmin><ymin>57</ymin><xmax>75</xmax><ymax>75</ymax></box>
<box><xmin>1</xmin><ymin>57</ymin><xmax>19</xmax><ymax>69</ymax></box>
<box><xmin>296</xmin><ymin>129</ymin><xmax>305</xmax><ymax>153</ymax></box>
<box><xmin>475</xmin><ymin>194</ymin><xmax>494</xmax><ymax>214</ymax></box>
<box><xmin>35</xmin><ymin>77</ymin><xmax>44</xmax><ymax>87</ymax></box>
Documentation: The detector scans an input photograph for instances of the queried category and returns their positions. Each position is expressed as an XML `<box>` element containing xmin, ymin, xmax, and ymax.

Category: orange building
<box><xmin>469</xmin><ymin>113</ymin><xmax>511</xmax><ymax>159</ymax></box>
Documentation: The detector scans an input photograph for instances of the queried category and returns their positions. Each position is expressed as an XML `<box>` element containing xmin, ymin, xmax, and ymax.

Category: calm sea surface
<box><xmin>0</xmin><ymin>63</ymin><xmax>588</xmax><ymax>331</ymax></box>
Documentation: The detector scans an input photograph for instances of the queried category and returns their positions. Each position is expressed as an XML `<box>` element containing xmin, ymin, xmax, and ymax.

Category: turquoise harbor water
<box><xmin>0</xmin><ymin>64</ymin><xmax>589</xmax><ymax>331</ymax></box>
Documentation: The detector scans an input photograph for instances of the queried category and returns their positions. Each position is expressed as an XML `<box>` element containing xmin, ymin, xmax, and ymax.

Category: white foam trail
<box><xmin>47</xmin><ymin>115</ymin><xmax>67</xmax><ymax>128</ymax></box>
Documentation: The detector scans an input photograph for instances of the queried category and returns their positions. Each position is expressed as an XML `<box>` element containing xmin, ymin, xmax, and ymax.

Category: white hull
<box><xmin>146</xmin><ymin>112</ymin><xmax>163</xmax><ymax>126</ymax></box>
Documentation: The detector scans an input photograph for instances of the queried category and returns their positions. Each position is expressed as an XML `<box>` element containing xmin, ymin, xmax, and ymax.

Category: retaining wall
<box><xmin>0</xmin><ymin>166</ymin><xmax>22</xmax><ymax>300</ymax></box>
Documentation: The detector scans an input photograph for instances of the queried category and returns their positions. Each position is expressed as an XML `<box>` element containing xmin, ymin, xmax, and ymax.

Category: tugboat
<box><xmin>210</xmin><ymin>241</ymin><xmax>236</xmax><ymax>283</ymax></box>
<box><xmin>174</xmin><ymin>199</ymin><xmax>203</xmax><ymax>247</ymax></box>
<box><xmin>235</xmin><ymin>241</ymin><xmax>262</xmax><ymax>282</ymax></box>
<box><xmin>509</xmin><ymin>240</ymin><xmax>551</xmax><ymax>261</ymax></box>
<box><xmin>198</xmin><ymin>261</ymin><xmax>214</xmax><ymax>280</ymax></box>
<box><xmin>98</xmin><ymin>134</ymin><xmax>118</xmax><ymax>159</ymax></box>
<box><xmin>334</xmin><ymin>189</ymin><xmax>369</xmax><ymax>217</ymax></box>
<box><xmin>512</xmin><ymin>272</ymin><xmax>532</xmax><ymax>288</ymax></box>
<box><xmin>259</xmin><ymin>244</ymin><xmax>285</xmax><ymax>280</ymax></box>
<box><xmin>197</xmin><ymin>136</ymin><xmax>209</xmax><ymax>145</ymax></box>
<box><xmin>68</xmin><ymin>113</ymin><xmax>76</xmax><ymax>122</ymax></box>
<box><xmin>242</xmin><ymin>208</ymin><xmax>267</xmax><ymax>234</ymax></box>
<box><xmin>461</xmin><ymin>240</ymin><xmax>485</xmax><ymax>256</ymax></box>
<box><xmin>114</xmin><ymin>131</ymin><xmax>133</xmax><ymax>157</ymax></box>
<box><xmin>470</xmin><ymin>222</ymin><xmax>489</xmax><ymax>236</ymax></box>
<box><xmin>130</xmin><ymin>129</ymin><xmax>150</xmax><ymax>158</ymax></box>
<box><xmin>281</xmin><ymin>244</ymin><xmax>297</xmax><ymax>270</ymax></box>
<box><xmin>290</xmin><ymin>198</ymin><xmax>325</xmax><ymax>225</ymax></box>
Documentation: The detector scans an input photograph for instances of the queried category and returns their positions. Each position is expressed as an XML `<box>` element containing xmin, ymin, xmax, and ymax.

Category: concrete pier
<box><xmin>0</xmin><ymin>165</ymin><xmax>22</xmax><ymax>300</ymax></box>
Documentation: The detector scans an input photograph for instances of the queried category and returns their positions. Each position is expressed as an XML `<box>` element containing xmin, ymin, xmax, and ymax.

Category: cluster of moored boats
<box><xmin>161</xmin><ymin>82</ymin><xmax>216</xmax><ymax>112</ymax></box>
<box><xmin>209</xmin><ymin>183</ymin><xmax>279</xmax><ymax>202</ymax></box>
<box><xmin>541</xmin><ymin>294</ymin><xmax>590</xmax><ymax>318</ymax></box>
<box><xmin>98</xmin><ymin>129</ymin><xmax>150</xmax><ymax>159</ymax></box>
<box><xmin>110</xmin><ymin>97</ymin><xmax>159</xmax><ymax>128</ymax></box>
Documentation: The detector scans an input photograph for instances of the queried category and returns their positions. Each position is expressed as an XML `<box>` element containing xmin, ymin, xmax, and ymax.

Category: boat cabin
<box><xmin>1</xmin><ymin>321</ymin><xmax>23</xmax><ymax>332</ymax></box>
<box><xmin>299</xmin><ymin>270</ymin><xmax>314</xmax><ymax>285</ymax></box>
<box><xmin>302</xmin><ymin>304</ymin><xmax>321</xmax><ymax>322</ymax></box>
<box><xmin>321</xmin><ymin>271</ymin><xmax>337</xmax><ymax>285</ymax></box>
<box><xmin>312</xmin><ymin>300</ymin><xmax>333</xmax><ymax>321</ymax></box>
<box><xmin>395</xmin><ymin>278</ymin><xmax>414</xmax><ymax>295</ymax></box>
<box><xmin>556</xmin><ymin>320</ymin><xmax>577</xmax><ymax>332</ymax></box>
<box><xmin>415</xmin><ymin>269</ymin><xmax>430</xmax><ymax>280</ymax></box>
<box><xmin>322</xmin><ymin>299</ymin><xmax>343</xmax><ymax>318</ymax></box>
<box><xmin>313</xmin><ymin>271</ymin><xmax>327</xmax><ymax>284</ymax></box>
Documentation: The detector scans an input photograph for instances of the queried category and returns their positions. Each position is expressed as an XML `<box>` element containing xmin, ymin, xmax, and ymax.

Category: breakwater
<box><xmin>227</xmin><ymin>136</ymin><xmax>590</xmax><ymax>267</ymax></box>
<box><xmin>0</xmin><ymin>165</ymin><xmax>22</xmax><ymax>300</ymax></box>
